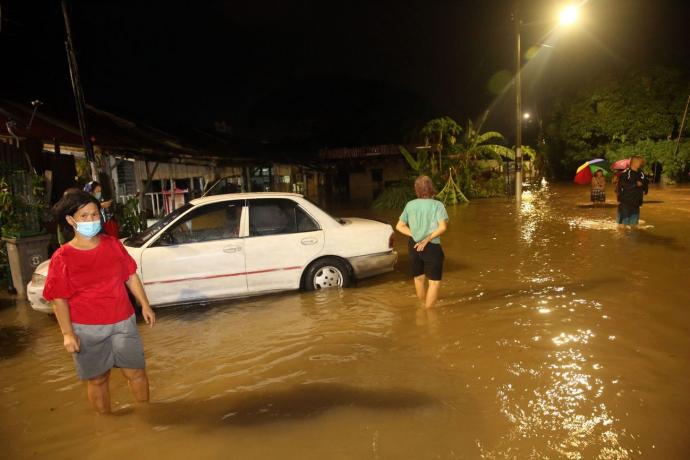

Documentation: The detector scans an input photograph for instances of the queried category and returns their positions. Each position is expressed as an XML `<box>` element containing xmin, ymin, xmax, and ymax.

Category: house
<box><xmin>0</xmin><ymin>99</ymin><xmax>325</xmax><ymax>219</ymax></box>
<box><xmin>318</xmin><ymin>144</ymin><xmax>409</xmax><ymax>204</ymax></box>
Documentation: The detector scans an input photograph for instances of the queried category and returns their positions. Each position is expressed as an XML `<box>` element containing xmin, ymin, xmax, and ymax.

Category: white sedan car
<box><xmin>27</xmin><ymin>192</ymin><xmax>397</xmax><ymax>313</ymax></box>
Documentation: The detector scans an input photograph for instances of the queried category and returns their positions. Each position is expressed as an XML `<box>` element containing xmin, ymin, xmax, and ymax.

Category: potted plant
<box><xmin>0</xmin><ymin>171</ymin><xmax>52</xmax><ymax>297</ymax></box>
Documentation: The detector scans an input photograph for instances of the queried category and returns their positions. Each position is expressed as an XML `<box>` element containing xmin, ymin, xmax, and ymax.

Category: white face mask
<box><xmin>74</xmin><ymin>220</ymin><xmax>102</xmax><ymax>238</ymax></box>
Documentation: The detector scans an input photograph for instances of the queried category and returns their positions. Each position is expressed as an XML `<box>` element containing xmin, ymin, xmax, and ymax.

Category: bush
<box><xmin>0</xmin><ymin>172</ymin><xmax>48</xmax><ymax>238</ymax></box>
<box><xmin>372</xmin><ymin>184</ymin><xmax>415</xmax><ymax>210</ymax></box>
<box><xmin>115</xmin><ymin>197</ymin><xmax>147</xmax><ymax>238</ymax></box>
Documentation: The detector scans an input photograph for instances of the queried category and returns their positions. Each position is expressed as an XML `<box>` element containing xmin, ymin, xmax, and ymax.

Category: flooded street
<box><xmin>1</xmin><ymin>183</ymin><xmax>689</xmax><ymax>459</ymax></box>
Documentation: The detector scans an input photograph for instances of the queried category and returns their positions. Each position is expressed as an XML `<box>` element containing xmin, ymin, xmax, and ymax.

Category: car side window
<box><xmin>157</xmin><ymin>201</ymin><xmax>242</xmax><ymax>245</ymax></box>
<box><xmin>248</xmin><ymin>199</ymin><xmax>319</xmax><ymax>236</ymax></box>
<box><xmin>295</xmin><ymin>206</ymin><xmax>319</xmax><ymax>232</ymax></box>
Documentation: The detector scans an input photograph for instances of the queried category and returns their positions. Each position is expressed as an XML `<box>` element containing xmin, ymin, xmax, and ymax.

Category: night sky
<box><xmin>2</xmin><ymin>1</ymin><xmax>689</xmax><ymax>149</ymax></box>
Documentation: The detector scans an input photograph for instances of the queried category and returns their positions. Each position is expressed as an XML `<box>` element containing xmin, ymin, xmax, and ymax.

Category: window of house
<box><xmin>371</xmin><ymin>169</ymin><xmax>383</xmax><ymax>182</ymax></box>
<box><xmin>248</xmin><ymin>199</ymin><xmax>319</xmax><ymax>236</ymax></box>
<box><xmin>116</xmin><ymin>160</ymin><xmax>137</xmax><ymax>196</ymax></box>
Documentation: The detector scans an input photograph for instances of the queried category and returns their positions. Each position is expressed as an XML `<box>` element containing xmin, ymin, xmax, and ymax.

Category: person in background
<box><xmin>616</xmin><ymin>156</ymin><xmax>649</xmax><ymax>226</ymax></box>
<box><xmin>44</xmin><ymin>190</ymin><xmax>155</xmax><ymax>414</ymax></box>
<box><xmin>590</xmin><ymin>169</ymin><xmax>606</xmax><ymax>205</ymax></box>
<box><xmin>395</xmin><ymin>176</ymin><xmax>449</xmax><ymax>309</ymax></box>
<box><xmin>84</xmin><ymin>181</ymin><xmax>119</xmax><ymax>237</ymax></box>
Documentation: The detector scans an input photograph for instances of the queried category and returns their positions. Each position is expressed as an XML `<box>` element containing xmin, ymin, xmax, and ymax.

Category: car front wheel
<box><xmin>304</xmin><ymin>258</ymin><xmax>351</xmax><ymax>290</ymax></box>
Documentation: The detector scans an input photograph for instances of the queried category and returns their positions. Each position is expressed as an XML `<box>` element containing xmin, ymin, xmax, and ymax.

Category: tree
<box><xmin>451</xmin><ymin>112</ymin><xmax>515</xmax><ymax>195</ymax></box>
<box><xmin>373</xmin><ymin>116</ymin><xmax>514</xmax><ymax>209</ymax></box>
<box><xmin>543</xmin><ymin>67</ymin><xmax>690</xmax><ymax>180</ymax></box>
<box><xmin>420</xmin><ymin>117</ymin><xmax>462</xmax><ymax>175</ymax></box>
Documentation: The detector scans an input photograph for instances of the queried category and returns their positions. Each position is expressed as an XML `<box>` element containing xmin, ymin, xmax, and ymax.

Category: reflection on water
<box><xmin>1</xmin><ymin>184</ymin><xmax>689</xmax><ymax>459</ymax></box>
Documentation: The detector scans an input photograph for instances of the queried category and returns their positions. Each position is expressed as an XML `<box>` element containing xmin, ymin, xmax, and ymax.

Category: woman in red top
<box><xmin>44</xmin><ymin>191</ymin><xmax>155</xmax><ymax>414</ymax></box>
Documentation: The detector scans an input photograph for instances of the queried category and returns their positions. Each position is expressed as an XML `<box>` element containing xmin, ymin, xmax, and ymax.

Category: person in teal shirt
<box><xmin>395</xmin><ymin>175</ymin><xmax>449</xmax><ymax>308</ymax></box>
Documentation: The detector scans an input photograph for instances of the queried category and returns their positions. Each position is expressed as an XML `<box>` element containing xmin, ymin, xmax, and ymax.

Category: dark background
<box><xmin>2</xmin><ymin>0</ymin><xmax>689</xmax><ymax>148</ymax></box>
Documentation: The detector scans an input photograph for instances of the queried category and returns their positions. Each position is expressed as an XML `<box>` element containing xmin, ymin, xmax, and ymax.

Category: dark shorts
<box><xmin>408</xmin><ymin>238</ymin><xmax>444</xmax><ymax>281</ymax></box>
<box><xmin>591</xmin><ymin>189</ymin><xmax>605</xmax><ymax>202</ymax></box>
<box><xmin>71</xmin><ymin>314</ymin><xmax>146</xmax><ymax>380</ymax></box>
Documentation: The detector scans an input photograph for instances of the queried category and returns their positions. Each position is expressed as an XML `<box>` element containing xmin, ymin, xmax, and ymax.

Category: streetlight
<box><xmin>514</xmin><ymin>4</ymin><xmax>579</xmax><ymax>203</ymax></box>
<box><xmin>559</xmin><ymin>6</ymin><xmax>579</xmax><ymax>25</ymax></box>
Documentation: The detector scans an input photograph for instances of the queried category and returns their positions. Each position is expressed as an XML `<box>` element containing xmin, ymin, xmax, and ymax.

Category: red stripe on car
<box><xmin>143</xmin><ymin>266</ymin><xmax>302</xmax><ymax>285</ymax></box>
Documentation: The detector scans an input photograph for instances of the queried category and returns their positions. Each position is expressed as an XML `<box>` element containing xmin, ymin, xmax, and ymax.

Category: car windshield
<box><xmin>124</xmin><ymin>204</ymin><xmax>193</xmax><ymax>247</ymax></box>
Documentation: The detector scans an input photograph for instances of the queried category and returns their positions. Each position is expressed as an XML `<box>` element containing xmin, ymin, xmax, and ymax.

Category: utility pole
<box><xmin>673</xmin><ymin>94</ymin><xmax>690</xmax><ymax>159</ymax></box>
<box><xmin>61</xmin><ymin>0</ymin><xmax>98</xmax><ymax>181</ymax></box>
<box><xmin>514</xmin><ymin>2</ymin><xmax>523</xmax><ymax>203</ymax></box>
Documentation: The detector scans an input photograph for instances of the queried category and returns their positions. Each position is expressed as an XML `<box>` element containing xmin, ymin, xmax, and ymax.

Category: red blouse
<box><xmin>43</xmin><ymin>235</ymin><xmax>137</xmax><ymax>325</ymax></box>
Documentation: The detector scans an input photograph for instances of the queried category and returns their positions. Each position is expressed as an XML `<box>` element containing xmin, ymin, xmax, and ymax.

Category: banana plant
<box><xmin>399</xmin><ymin>145</ymin><xmax>430</xmax><ymax>174</ymax></box>
<box><xmin>436</xmin><ymin>168</ymin><xmax>469</xmax><ymax>205</ymax></box>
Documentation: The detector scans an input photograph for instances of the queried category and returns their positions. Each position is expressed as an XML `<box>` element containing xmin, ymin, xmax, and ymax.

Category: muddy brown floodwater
<box><xmin>1</xmin><ymin>183</ymin><xmax>689</xmax><ymax>459</ymax></box>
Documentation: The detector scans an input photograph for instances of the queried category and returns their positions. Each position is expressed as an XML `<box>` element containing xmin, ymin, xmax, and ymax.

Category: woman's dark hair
<box><xmin>53</xmin><ymin>190</ymin><xmax>101</xmax><ymax>239</ymax></box>
<box><xmin>84</xmin><ymin>180</ymin><xmax>101</xmax><ymax>194</ymax></box>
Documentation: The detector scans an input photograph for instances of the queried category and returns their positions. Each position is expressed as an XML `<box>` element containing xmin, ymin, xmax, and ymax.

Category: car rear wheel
<box><xmin>304</xmin><ymin>258</ymin><xmax>351</xmax><ymax>290</ymax></box>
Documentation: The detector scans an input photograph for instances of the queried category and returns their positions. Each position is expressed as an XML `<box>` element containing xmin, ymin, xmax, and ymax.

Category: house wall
<box><xmin>346</xmin><ymin>157</ymin><xmax>407</xmax><ymax>203</ymax></box>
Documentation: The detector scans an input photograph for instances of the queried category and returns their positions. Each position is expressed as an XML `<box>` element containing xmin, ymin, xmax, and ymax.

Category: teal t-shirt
<box><xmin>399</xmin><ymin>198</ymin><xmax>449</xmax><ymax>244</ymax></box>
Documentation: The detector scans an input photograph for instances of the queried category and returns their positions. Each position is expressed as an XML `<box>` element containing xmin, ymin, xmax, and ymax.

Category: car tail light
<box><xmin>388</xmin><ymin>232</ymin><xmax>395</xmax><ymax>248</ymax></box>
<box><xmin>31</xmin><ymin>273</ymin><xmax>47</xmax><ymax>287</ymax></box>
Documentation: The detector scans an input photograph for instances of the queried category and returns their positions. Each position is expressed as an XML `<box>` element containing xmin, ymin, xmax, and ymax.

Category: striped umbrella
<box><xmin>574</xmin><ymin>158</ymin><xmax>608</xmax><ymax>184</ymax></box>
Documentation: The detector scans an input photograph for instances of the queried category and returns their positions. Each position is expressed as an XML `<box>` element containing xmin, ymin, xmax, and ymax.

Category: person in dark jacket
<box><xmin>616</xmin><ymin>156</ymin><xmax>648</xmax><ymax>226</ymax></box>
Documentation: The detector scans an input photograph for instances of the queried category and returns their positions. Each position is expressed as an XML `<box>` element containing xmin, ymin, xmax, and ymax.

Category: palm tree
<box><xmin>420</xmin><ymin>117</ymin><xmax>462</xmax><ymax>175</ymax></box>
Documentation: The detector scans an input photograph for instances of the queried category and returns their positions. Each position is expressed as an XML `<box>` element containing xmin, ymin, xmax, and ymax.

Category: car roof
<box><xmin>189</xmin><ymin>192</ymin><xmax>305</xmax><ymax>205</ymax></box>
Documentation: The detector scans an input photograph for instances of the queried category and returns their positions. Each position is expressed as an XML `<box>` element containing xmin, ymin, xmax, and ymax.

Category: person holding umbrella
<box><xmin>616</xmin><ymin>156</ymin><xmax>648</xmax><ymax>226</ymax></box>
<box><xmin>610</xmin><ymin>158</ymin><xmax>630</xmax><ymax>200</ymax></box>
<box><xmin>574</xmin><ymin>159</ymin><xmax>608</xmax><ymax>204</ymax></box>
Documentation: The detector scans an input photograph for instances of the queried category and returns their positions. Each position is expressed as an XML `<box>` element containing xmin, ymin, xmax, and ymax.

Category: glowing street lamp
<box><xmin>514</xmin><ymin>4</ymin><xmax>579</xmax><ymax>203</ymax></box>
<box><xmin>559</xmin><ymin>5</ymin><xmax>579</xmax><ymax>25</ymax></box>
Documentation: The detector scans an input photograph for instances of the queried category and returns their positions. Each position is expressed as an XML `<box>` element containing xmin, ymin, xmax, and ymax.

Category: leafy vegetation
<box><xmin>371</xmin><ymin>183</ymin><xmax>416</xmax><ymax>210</ymax></box>
<box><xmin>451</xmin><ymin>113</ymin><xmax>515</xmax><ymax>195</ymax></box>
<box><xmin>115</xmin><ymin>196</ymin><xmax>147</xmax><ymax>238</ymax></box>
<box><xmin>436</xmin><ymin>172</ymin><xmax>468</xmax><ymax>205</ymax></box>
<box><xmin>542</xmin><ymin>67</ymin><xmax>690</xmax><ymax>181</ymax></box>
<box><xmin>0</xmin><ymin>171</ymin><xmax>48</xmax><ymax>238</ymax></box>
<box><xmin>420</xmin><ymin>117</ymin><xmax>462</xmax><ymax>175</ymax></box>
<box><xmin>373</xmin><ymin>115</ymin><xmax>516</xmax><ymax>209</ymax></box>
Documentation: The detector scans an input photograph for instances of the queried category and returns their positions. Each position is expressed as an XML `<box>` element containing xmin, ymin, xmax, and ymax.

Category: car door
<box><xmin>140</xmin><ymin>200</ymin><xmax>247</xmax><ymax>305</ymax></box>
<box><xmin>244</xmin><ymin>198</ymin><xmax>324</xmax><ymax>292</ymax></box>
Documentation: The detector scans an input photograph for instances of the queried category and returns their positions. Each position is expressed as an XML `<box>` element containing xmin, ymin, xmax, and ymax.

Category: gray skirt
<box><xmin>71</xmin><ymin>314</ymin><xmax>146</xmax><ymax>380</ymax></box>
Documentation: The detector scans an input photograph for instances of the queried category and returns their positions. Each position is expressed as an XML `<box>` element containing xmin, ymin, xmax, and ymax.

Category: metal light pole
<box><xmin>514</xmin><ymin>5</ymin><xmax>523</xmax><ymax>203</ymax></box>
<box><xmin>513</xmin><ymin>4</ymin><xmax>579</xmax><ymax>203</ymax></box>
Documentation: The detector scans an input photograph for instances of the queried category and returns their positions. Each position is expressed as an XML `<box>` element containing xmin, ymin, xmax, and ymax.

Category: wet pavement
<box><xmin>1</xmin><ymin>183</ymin><xmax>689</xmax><ymax>459</ymax></box>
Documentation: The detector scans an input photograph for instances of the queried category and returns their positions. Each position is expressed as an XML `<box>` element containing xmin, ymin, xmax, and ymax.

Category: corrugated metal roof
<box><xmin>318</xmin><ymin>144</ymin><xmax>404</xmax><ymax>160</ymax></box>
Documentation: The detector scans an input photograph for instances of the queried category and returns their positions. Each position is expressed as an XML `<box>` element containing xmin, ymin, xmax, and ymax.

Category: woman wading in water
<box><xmin>44</xmin><ymin>191</ymin><xmax>155</xmax><ymax>414</ymax></box>
<box><xmin>395</xmin><ymin>176</ymin><xmax>449</xmax><ymax>308</ymax></box>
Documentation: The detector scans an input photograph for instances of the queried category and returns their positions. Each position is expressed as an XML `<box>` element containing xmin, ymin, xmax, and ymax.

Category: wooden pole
<box><xmin>61</xmin><ymin>0</ymin><xmax>98</xmax><ymax>181</ymax></box>
<box><xmin>673</xmin><ymin>94</ymin><xmax>690</xmax><ymax>159</ymax></box>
